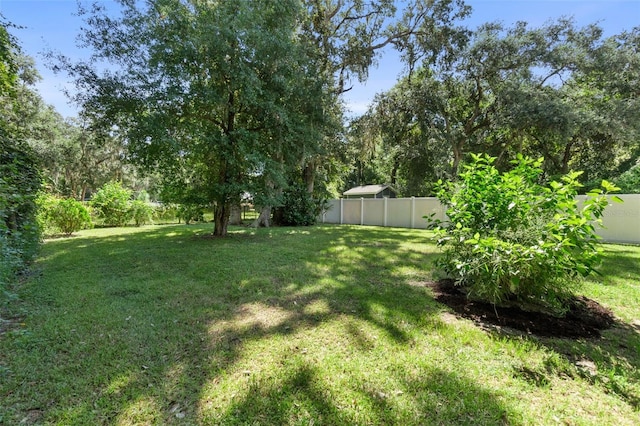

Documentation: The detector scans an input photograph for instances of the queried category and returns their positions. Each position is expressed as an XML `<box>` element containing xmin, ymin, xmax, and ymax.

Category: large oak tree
<box><xmin>61</xmin><ymin>0</ymin><xmax>330</xmax><ymax>236</ymax></box>
<box><xmin>356</xmin><ymin>19</ymin><xmax>640</xmax><ymax>194</ymax></box>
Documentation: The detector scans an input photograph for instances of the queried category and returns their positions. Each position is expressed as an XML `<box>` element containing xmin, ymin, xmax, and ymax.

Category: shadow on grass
<box><xmin>2</xmin><ymin>224</ymin><xmax>520</xmax><ymax>424</ymax></box>
<box><xmin>550</xmin><ymin>245</ymin><xmax>640</xmax><ymax>408</ymax></box>
<box><xmin>592</xmin><ymin>244</ymin><xmax>640</xmax><ymax>286</ymax></box>
<box><xmin>536</xmin><ymin>322</ymin><xmax>640</xmax><ymax>410</ymax></box>
<box><xmin>475</xmin><ymin>243</ymin><xmax>640</xmax><ymax>412</ymax></box>
<box><xmin>215</xmin><ymin>364</ymin><xmax>510</xmax><ymax>425</ymax></box>
<box><xmin>495</xmin><ymin>319</ymin><xmax>640</xmax><ymax>410</ymax></box>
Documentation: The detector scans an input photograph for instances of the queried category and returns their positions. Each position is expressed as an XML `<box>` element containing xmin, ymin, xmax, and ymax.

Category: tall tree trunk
<box><xmin>213</xmin><ymin>89</ymin><xmax>237</xmax><ymax>237</ymax></box>
<box><xmin>229</xmin><ymin>203</ymin><xmax>242</xmax><ymax>225</ymax></box>
<box><xmin>252</xmin><ymin>173</ymin><xmax>281</xmax><ymax>227</ymax></box>
<box><xmin>561</xmin><ymin>138</ymin><xmax>575</xmax><ymax>175</ymax></box>
<box><xmin>213</xmin><ymin>202</ymin><xmax>230</xmax><ymax>237</ymax></box>
<box><xmin>390</xmin><ymin>160</ymin><xmax>399</xmax><ymax>185</ymax></box>
<box><xmin>303</xmin><ymin>160</ymin><xmax>315</xmax><ymax>194</ymax></box>
<box><xmin>252</xmin><ymin>206</ymin><xmax>271</xmax><ymax>228</ymax></box>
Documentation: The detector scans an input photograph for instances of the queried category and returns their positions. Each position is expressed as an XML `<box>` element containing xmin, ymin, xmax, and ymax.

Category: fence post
<box><xmin>383</xmin><ymin>197</ymin><xmax>388</xmax><ymax>227</ymax></box>
<box><xmin>340</xmin><ymin>198</ymin><xmax>344</xmax><ymax>224</ymax></box>
<box><xmin>360</xmin><ymin>197</ymin><xmax>364</xmax><ymax>226</ymax></box>
<box><xmin>411</xmin><ymin>196</ymin><xmax>415</xmax><ymax>229</ymax></box>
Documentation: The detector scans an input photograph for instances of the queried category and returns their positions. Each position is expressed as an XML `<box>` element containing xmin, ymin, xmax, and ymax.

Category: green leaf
<box><xmin>601</xmin><ymin>180</ymin><xmax>621</xmax><ymax>193</ymax></box>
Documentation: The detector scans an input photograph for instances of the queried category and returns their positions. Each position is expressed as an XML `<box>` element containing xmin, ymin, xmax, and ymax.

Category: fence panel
<box><xmin>342</xmin><ymin>199</ymin><xmax>362</xmax><ymax>224</ymax></box>
<box><xmin>320</xmin><ymin>195</ymin><xmax>640</xmax><ymax>244</ymax></box>
<box><xmin>414</xmin><ymin>198</ymin><xmax>447</xmax><ymax>229</ymax></box>
<box><xmin>577</xmin><ymin>194</ymin><xmax>640</xmax><ymax>244</ymax></box>
<box><xmin>362</xmin><ymin>199</ymin><xmax>384</xmax><ymax>226</ymax></box>
<box><xmin>387</xmin><ymin>198</ymin><xmax>412</xmax><ymax>228</ymax></box>
<box><xmin>323</xmin><ymin>199</ymin><xmax>341</xmax><ymax>224</ymax></box>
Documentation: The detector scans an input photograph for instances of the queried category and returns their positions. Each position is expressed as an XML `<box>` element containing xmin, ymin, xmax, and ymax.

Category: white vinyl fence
<box><xmin>320</xmin><ymin>195</ymin><xmax>640</xmax><ymax>244</ymax></box>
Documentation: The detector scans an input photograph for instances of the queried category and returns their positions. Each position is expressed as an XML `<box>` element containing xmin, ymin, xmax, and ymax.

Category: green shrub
<box><xmin>134</xmin><ymin>189</ymin><xmax>151</xmax><ymax>202</ymax></box>
<box><xmin>153</xmin><ymin>203</ymin><xmax>179</xmax><ymax>224</ymax></box>
<box><xmin>0</xmin><ymin>229</ymin><xmax>20</xmax><ymax>298</ymax></box>
<box><xmin>430</xmin><ymin>154</ymin><xmax>621</xmax><ymax>314</ymax></box>
<box><xmin>35</xmin><ymin>193</ymin><xmax>58</xmax><ymax>236</ymax></box>
<box><xmin>176</xmin><ymin>203</ymin><xmax>206</xmax><ymax>225</ymax></box>
<box><xmin>130</xmin><ymin>200</ymin><xmax>154</xmax><ymax>227</ymax></box>
<box><xmin>615</xmin><ymin>163</ymin><xmax>640</xmax><ymax>194</ymax></box>
<box><xmin>50</xmin><ymin>198</ymin><xmax>93</xmax><ymax>235</ymax></box>
<box><xmin>275</xmin><ymin>184</ymin><xmax>324</xmax><ymax>226</ymax></box>
<box><xmin>37</xmin><ymin>194</ymin><xmax>93</xmax><ymax>236</ymax></box>
<box><xmin>90</xmin><ymin>181</ymin><xmax>133</xmax><ymax>227</ymax></box>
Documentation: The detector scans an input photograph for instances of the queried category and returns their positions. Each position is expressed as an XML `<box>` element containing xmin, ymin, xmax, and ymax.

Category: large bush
<box><xmin>38</xmin><ymin>195</ymin><xmax>92</xmax><ymax>236</ymax></box>
<box><xmin>176</xmin><ymin>203</ymin><xmax>206</xmax><ymax>225</ymax></box>
<box><xmin>35</xmin><ymin>193</ymin><xmax>58</xmax><ymax>236</ymax></box>
<box><xmin>90</xmin><ymin>181</ymin><xmax>133</xmax><ymax>227</ymax></box>
<box><xmin>153</xmin><ymin>203</ymin><xmax>180</xmax><ymax>224</ymax></box>
<box><xmin>431</xmin><ymin>154</ymin><xmax>621</xmax><ymax>314</ymax></box>
<box><xmin>615</xmin><ymin>163</ymin><xmax>640</xmax><ymax>194</ymax></box>
<box><xmin>129</xmin><ymin>200</ymin><xmax>154</xmax><ymax>227</ymax></box>
<box><xmin>274</xmin><ymin>184</ymin><xmax>325</xmax><ymax>226</ymax></box>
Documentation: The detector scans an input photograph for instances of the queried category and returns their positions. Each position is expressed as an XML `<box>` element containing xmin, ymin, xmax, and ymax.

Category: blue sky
<box><xmin>1</xmin><ymin>0</ymin><xmax>638</xmax><ymax>118</ymax></box>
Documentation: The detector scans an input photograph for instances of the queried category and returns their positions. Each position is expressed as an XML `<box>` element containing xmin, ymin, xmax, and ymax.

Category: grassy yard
<box><xmin>1</xmin><ymin>224</ymin><xmax>639</xmax><ymax>425</ymax></box>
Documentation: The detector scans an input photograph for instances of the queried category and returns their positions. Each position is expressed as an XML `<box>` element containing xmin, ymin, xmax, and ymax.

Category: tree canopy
<box><xmin>60</xmin><ymin>0</ymin><xmax>336</xmax><ymax>236</ymax></box>
<box><xmin>56</xmin><ymin>0</ymin><xmax>473</xmax><ymax>234</ymax></box>
<box><xmin>351</xmin><ymin>19</ymin><xmax>640</xmax><ymax>195</ymax></box>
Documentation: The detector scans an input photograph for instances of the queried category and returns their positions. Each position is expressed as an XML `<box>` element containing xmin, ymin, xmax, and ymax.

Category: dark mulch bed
<box><xmin>428</xmin><ymin>279</ymin><xmax>617</xmax><ymax>339</ymax></box>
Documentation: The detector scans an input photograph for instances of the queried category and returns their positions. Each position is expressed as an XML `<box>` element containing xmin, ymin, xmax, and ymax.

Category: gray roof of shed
<box><xmin>343</xmin><ymin>184</ymin><xmax>393</xmax><ymax>196</ymax></box>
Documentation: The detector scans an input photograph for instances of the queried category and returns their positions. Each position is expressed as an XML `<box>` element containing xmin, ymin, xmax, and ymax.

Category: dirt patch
<box><xmin>0</xmin><ymin>316</ymin><xmax>25</xmax><ymax>336</ymax></box>
<box><xmin>428</xmin><ymin>279</ymin><xmax>616</xmax><ymax>339</ymax></box>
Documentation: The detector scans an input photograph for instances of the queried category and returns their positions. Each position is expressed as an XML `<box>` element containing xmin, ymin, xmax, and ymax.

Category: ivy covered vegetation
<box><xmin>0</xmin><ymin>141</ymin><xmax>41</xmax><ymax>300</ymax></box>
<box><xmin>1</xmin><ymin>22</ymin><xmax>41</xmax><ymax>302</ymax></box>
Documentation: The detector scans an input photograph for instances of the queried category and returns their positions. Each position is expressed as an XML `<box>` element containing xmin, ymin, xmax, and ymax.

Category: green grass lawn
<box><xmin>1</xmin><ymin>224</ymin><xmax>639</xmax><ymax>425</ymax></box>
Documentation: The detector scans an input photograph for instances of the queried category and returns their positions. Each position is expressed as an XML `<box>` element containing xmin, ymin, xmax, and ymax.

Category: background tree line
<box><xmin>1</xmin><ymin>0</ymin><xmax>638</xmax><ymax>267</ymax></box>
<box><xmin>52</xmin><ymin>0</ymin><xmax>472</xmax><ymax>236</ymax></box>
<box><xmin>346</xmin><ymin>19</ymin><xmax>640</xmax><ymax>196</ymax></box>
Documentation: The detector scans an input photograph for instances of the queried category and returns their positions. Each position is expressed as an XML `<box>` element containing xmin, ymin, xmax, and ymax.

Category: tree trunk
<box><xmin>213</xmin><ymin>202</ymin><xmax>230</xmax><ymax>237</ymax></box>
<box><xmin>561</xmin><ymin>138</ymin><xmax>575</xmax><ymax>175</ymax></box>
<box><xmin>252</xmin><ymin>206</ymin><xmax>271</xmax><ymax>228</ymax></box>
<box><xmin>390</xmin><ymin>160</ymin><xmax>399</xmax><ymax>185</ymax></box>
<box><xmin>303</xmin><ymin>160</ymin><xmax>315</xmax><ymax>194</ymax></box>
<box><xmin>452</xmin><ymin>142</ymin><xmax>463</xmax><ymax>178</ymax></box>
<box><xmin>229</xmin><ymin>203</ymin><xmax>242</xmax><ymax>225</ymax></box>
